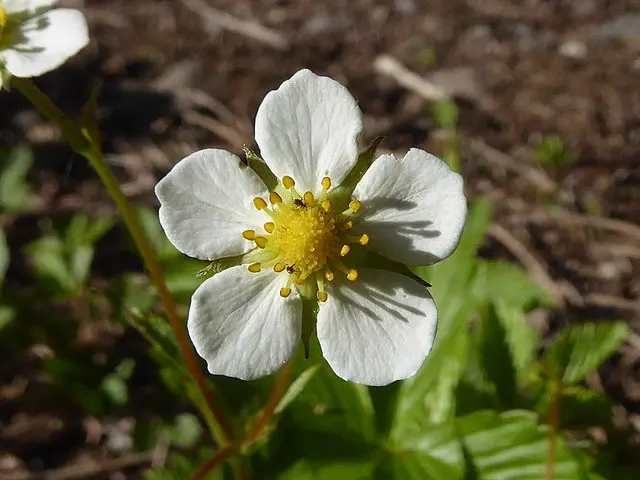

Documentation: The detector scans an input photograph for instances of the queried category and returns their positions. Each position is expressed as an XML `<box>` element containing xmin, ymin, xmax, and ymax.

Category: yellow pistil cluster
<box><xmin>242</xmin><ymin>175</ymin><xmax>369</xmax><ymax>302</ymax></box>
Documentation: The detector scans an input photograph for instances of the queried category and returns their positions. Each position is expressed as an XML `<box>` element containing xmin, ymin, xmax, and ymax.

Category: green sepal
<box><xmin>359</xmin><ymin>249</ymin><xmax>431</xmax><ymax>288</ymax></box>
<box><xmin>330</xmin><ymin>136</ymin><xmax>384</xmax><ymax>209</ymax></box>
<box><xmin>243</xmin><ymin>145</ymin><xmax>278</xmax><ymax>190</ymax></box>
<box><xmin>296</xmin><ymin>281</ymin><xmax>319</xmax><ymax>359</ymax></box>
<box><xmin>195</xmin><ymin>254</ymin><xmax>245</xmax><ymax>278</ymax></box>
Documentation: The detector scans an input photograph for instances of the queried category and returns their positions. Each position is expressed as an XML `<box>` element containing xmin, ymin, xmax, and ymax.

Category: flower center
<box><xmin>242</xmin><ymin>176</ymin><xmax>369</xmax><ymax>302</ymax></box>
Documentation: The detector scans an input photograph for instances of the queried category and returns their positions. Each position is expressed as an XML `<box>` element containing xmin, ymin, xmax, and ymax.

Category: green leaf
<box><xmin>475</xmin><ymin>303</ymin><xmax>518</xmax><ymax>409</ymax></box>
<box><xmin>542</xmin><ymin>322</ymin><xmax>629</xmax><ymax>385</ymax></box>
<box><xmin>277</xmin><ymin>459</ymin><xmax>373</xmax><ymax>480</ymax></box>
<box><xmin>101</xmin><ymin>374</ymin><xmax>128</xmax><ymax>406</ymax></box>
<box><xmin>376</xmin><ymin>421</ymin><xmax>464</xmax><ymax>480</ymax></box>
<box><xmin>276</xmin><ymin>364</ymin><xmax>321</xmax><ymax>414</ymax></box>
<box><xmin>0</xmin><ymin>146</ymin><xmax>33</xmax><ymax>212</ymax></box>
<box><xmin>0</xmin><ymin>305</ymin><xmax>15</xmax><ymax>331</ymax></box>
<box><xmin>471</xmin><ymin>260</ymin><xmax>555</xmax><ymax>310</ymax></box>
<box><xmin>0</xmin><ymin>228</ymin><xmax>9</xmax><ymax>289</ymax></box>
<box><xmin>458</xmin><ymin>410</ymin><xmax>586</xmax><ymax>479</ymax></box>
<box><xmin>167</xmin><ymin>413</ymin><xmax>203</xmax><ymax>449</ymax></box>
<box><xmin>393</xmin><ymin>200</ymin><xmax>491</xmax><ymax>431</ymax></box>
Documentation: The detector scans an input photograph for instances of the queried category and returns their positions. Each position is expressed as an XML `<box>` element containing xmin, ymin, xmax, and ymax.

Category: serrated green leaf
<box><xmin>458</xmin><ymin>410</ymin><xmax>586</xmax><ymax>480</ymax></box>
<box><xmin>377</xmin><ymin>421</ymin><xmax>463</xmax><ymax>480</ymax></box>
<box><xmin>543</xmin><ymin>322</ymin><xmax>629</xmax><ymax>385</ymax></box>
<box><xmin>472</xmin><ymin>260</ymin><xmax>555</xmax><ymax>310</ymax></box>
<box><xmin>0</xmin><ymin>146</ymin><xmax>33</xmax><ymax>212</ymax></box>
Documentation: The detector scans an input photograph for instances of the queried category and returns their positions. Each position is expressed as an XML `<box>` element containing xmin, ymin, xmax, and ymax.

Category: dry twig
<box><xmin>374</xmin><ymin>55</ymin><xmax>448</xmax><ymax>101</ymax></box>
<box><xmin>5</xmin><ymin>452</ymin><xmax>153</xmax><ymax>480</ymax></box>
<box><xmin>179</xmin><ymin>0</ymin><xmax>288</xmax><ymax>49</ymax></box>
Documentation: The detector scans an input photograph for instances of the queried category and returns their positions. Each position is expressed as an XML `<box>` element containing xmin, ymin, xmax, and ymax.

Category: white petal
<box><xmin>352</xmin><ymin>148</ymin><xmax>467</xmax><ymax>265</ymax></box>
<box><xmin>188</xmin><ymin>266</ymin><xmax>301</xmax><ymax>380</ymax></box>
<box><xmin>2</xmin><ymin>9</ymin><xmax>89</xmax><ymax>78</ymax></box>
<box><xmin>3</xmin><ymin>0</ymin><xmax>56</xmax><ymax>14</ymax></box>
<box><xmin>254</xmin><ymin>69</ymin><xmax>363</xmax><ymax>194</ymax></box>
<box><xmin>156</xmin><ymin>149</ymin><xmax>270</xmax><ymax>260</ymax></box>
<box><xmin>317</xmin><ymin>268</ymin><xmax>437</xmax><ymax>386</ymax></box>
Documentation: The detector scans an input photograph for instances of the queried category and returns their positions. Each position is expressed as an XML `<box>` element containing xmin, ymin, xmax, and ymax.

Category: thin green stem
<box><xmin>13</xmin><ymin>77</ymin><xmax>234</xmax><ymax>446</ymax></box>
<box><xmin>545</xmin><ymin>380</ymin><xmax>560</xmax><ymax>480</ymax></box>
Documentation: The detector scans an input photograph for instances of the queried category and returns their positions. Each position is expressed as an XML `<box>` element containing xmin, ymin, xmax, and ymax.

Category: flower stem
<box><xmin>192</xmin><ymin>363</ymin><xmax>294</xmax><ymax>480</ymax></box>
<box><xmin>544</xmin><ymin>379</ymin><xmax>560</xmax><ymax>480</ymax></box>
<box><xmin>12</xmin><ymin>77</ymin><xmax>234</xmax><ymax>446</ymax></box>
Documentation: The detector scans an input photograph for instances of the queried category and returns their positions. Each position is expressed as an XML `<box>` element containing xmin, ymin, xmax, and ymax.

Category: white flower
<box><xmin>155</xmin><ymin>70</ymin><xmax>467</xmax><ymax>386</ymax></box>
<box><xmin>0</xmin><ymin>0</ymin><xmax>89</xmax><ymax>89</ymax></box>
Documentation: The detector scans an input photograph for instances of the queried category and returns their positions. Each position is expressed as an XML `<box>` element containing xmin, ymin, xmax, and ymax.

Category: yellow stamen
<box><xmin>255</xmin><ymin>236</ymin><xmax>268</xmax><ymax>248</ymax></box>
<box><xmin>303</xmin><ymin>191</ymin><xmax>314</xmax><ymax>205</ymax></box>
<box><xmin>253</xmin><ymin>197</ymin><xmax>268</xmax><ymax>210</ymax></box>
<box><xmin>324</xmin><ymin>269</ymin><xmax>334</xmax><ymax>282</ymax></box>
<box><xmin>340</xmin><ymin>245</ymin><xmax>351</xmax><ymax>257</ymax></box>
<box><xmin>359</xmin><ymin>233</ymin><xmax>369</xmax><ymax>246</ymax></box>
<box><xmin>248</xmin><ymin>263</ymin><xmax>261</xmax><ymax>273</ymax></box>
<box><xmin>273</xmin><ymin>262</ymin><xmax>285</xmax><ymax>273</ymax></box>
<box><xmin>316</xmin><ymin>272</ymin><xmax>327</xmax><ymax>302</ymax></box>
<box><xmin>349</xmin><ymin>200</ymin><xmax>361</xmax><ymax>213</ymax></box>
<box><xmin>282</xmin><ymin>176</ymin><xmax>295</xmax><ymax>189</ymax></box>
<box><xmin>321</xmin><ymin>177</ymin><xmax>331</xmax><ymax>190</ymax></box>
<box><xmin>341</xmin><ymin>220</ymin><xmax>353</xmax><ymax>230</ymax></box>
<box><xmin>264</xmin><ymin>222</ymin><xmax>275</xmax><ymax>233</ymax></box>
<box><xmin>269</xmin><ymin>192</ymin><xmax>283</xmax><ymax>205</ymax></box>
<box><xmin>242</xmin><ymin>229</ymin><xmax>256</xmax><ymax>241</ymax></box>
<box><xmin>347</xmin><ymin>269</ymin><xmax>359</xmax><ymax>281</ymax></box>
<box><xmin>317</xmin><ymin>291</ymin><xmax>328</xmax><ymax>302</ymax></box>
<box><xmin>280</xmin><ymin>287</ymin><xmax>291</xmax><ymax>298</ymax></box>
<box><xmin>321</xmin><ymin>200</ymin><xmax>332</xmax><ymax>212</ymax></box>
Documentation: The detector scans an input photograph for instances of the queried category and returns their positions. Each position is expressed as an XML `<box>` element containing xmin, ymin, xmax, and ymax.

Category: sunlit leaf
<box><xmin>458</xmin><ymin>410</ymin><xmax>586</xmax><ymax>479</ymax></box>
<box><xmin>543</xmin><ymin>322</ymin><xmax>629</xmax><ymax>385</ymax></box>
<box><xmin>0</xmin><ymin>146</ymin><xmax>33</xmax><ymax>212</ymax></box>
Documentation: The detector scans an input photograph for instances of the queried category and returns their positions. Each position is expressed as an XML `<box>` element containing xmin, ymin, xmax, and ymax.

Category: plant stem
<box><xmin>245</xmin><ymin>361</ymin><xmax>294</xmax><ymax>444</ymax></box>
<box><xmin>189</xmin><ymin>445</ymin><xmax>239</xmax><ymax>480</ymax></box>
<box><xmin>13</xmin><ymin>77</ymin><xmax>233</xmax><ymax>446</ymax></box>
<box><xmin>544</xmin><ymin>380</ymin><xmax>560</xmax><ymax>480</ymax></box>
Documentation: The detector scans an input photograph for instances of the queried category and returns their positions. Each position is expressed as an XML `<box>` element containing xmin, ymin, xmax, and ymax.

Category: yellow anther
<box><xmin>269</xmin><ymin>191</ymin><xmax>283</xmax><ymax>205</ymax></box>
<box><xmin>280</xmin><ymin>287</ymin><xmax>291</xmax><ymax>298</ymax></box>
<box><xmin>255</xmin><ymin>236</ymin><xmax>268</xmax><ymax>248</ymax></box>
<box><xmin>282</xmin><ymin>176</ymin><xmax>295</xmax><ymax>189</ymax></box>
<box><xmin>321</xmin><ymin>177</ymin><xmax>331</xmax><ymax>190</ymax></box>
<box><xmin>347</xmin><ymin>269</ymin><xmax>359</xmax><ymax>281</ymax></box>
<box><xmin>321</xmin><ymin>200</ymin><xmax>331</xmax><ymax>212</ymax></box>
<box><xmin>273</xmin><ymin>262</ymin><xmax>286</xmax><ymax>273</ymax></box>
<box><xmin>317</xmin><ymin>291</ymin><xmax>328</xmax><ymax>302</ymax></box>
<box><xmin>242</xmin><ymin>229</ymin><xmax>256</xmax><ymax>241</ymax></box>
<box><xmin>349</xmin><ymin>200</ymin><xmax>361</xmax><ymax>213</ymax></box>
<box><xmin>341</xmin><ymin>220</ymin><xmax>353</xmax><ymax>230</ymax></box>
<box><xmin>264</xmin><ymin>222</ymin><xmax>275</xmax><ymax>233</ymax></box>
<box><xmin>359</xmin><ymin>233</ymin><xmax>370</xmax><ymax>246</ymax></box>
<box><xmin>324</xmin><ymin>269</ymin><xmax>335</xmax><ymax>282</ymax></box>
<box><xmin>303</xmin><ymin>191</ymin><xmax>314</xmax><ymax>205</ymax></box>
<box><xmin>253</xmin><ymin>197</ymin><xmax>268</xmax><ymax>210</ymax></box>
<box><xmin>340</xmin><ymin>245</ymin><xmax>351</xmax><ymax>257</ymax></box>
<box><xmin>248</xmin><ymin>263</ymin><xmax>262</xmax><ymax>273</ymax></box>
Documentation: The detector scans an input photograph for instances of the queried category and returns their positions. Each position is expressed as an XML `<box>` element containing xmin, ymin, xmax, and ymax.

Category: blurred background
<box><xmin>1</xmin><ymin>0</ymin><xmax>639</xmax><ymax>479</ymax></box>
